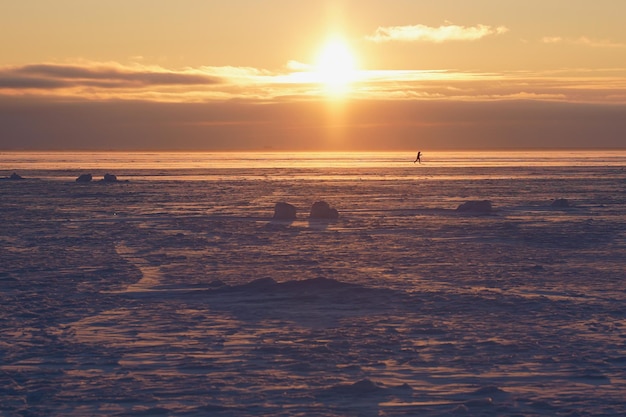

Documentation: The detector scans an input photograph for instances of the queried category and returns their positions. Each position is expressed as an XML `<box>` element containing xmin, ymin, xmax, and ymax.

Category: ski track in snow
<box><xmin>114</xmin><ymin>243</ymin><xmax>165</xmax><ymax>293</ymax></box>
<box><xmin>1</xmin><ymin>163</ymin><xmax>626</xmax><ymax>416</ymax></box>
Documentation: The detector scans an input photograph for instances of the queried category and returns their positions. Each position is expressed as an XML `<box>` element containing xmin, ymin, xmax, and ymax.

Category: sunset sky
<box><xmin>1</xmin><ymin>0</ymin><xmax>625</xmax><ymax>150</ymax></box>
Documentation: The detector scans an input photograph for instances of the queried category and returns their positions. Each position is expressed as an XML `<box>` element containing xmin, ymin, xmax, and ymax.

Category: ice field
<box><xmin>2</xmin><ymin>151</ymin><xmax>626</xmax><ymax>416</ymax></box>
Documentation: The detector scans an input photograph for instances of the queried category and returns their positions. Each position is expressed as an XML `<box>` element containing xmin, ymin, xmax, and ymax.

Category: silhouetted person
<box><xmin>414</xmin><ymin>151</ymin><xmax>421</xmax><ymax>164</ymax></box>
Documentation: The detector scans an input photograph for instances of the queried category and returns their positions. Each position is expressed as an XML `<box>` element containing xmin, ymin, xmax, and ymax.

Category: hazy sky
<box><xmin>1</xmin><ymin>0</ymin><xmax>625</xmax><ymax>150</ymax></box>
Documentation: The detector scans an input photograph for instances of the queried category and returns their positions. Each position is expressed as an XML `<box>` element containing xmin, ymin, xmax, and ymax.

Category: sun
<box><xmin>314</xmin><ymin>38</ymin><xmax>358</xmax><ymax>95</ymax></box>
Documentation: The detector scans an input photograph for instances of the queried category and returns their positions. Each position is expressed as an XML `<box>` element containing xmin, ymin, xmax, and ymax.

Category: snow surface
<box><xmin>2</xmin><ymin>157</ymin><xmax>626</xmax><ymax>416</ymax></box>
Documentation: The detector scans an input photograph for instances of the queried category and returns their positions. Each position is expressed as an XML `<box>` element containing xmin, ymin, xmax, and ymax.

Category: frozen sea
<box><xmin>1</xmin><ymin>151</ymin><xmax>626</xmax><ymax>416</ymax></box>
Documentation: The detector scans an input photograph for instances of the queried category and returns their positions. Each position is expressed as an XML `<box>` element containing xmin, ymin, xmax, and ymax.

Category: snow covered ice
<box><xmin>1</xmin><ymin>151</ymin><xmax>626</xmax><ymax>416</ymax></box>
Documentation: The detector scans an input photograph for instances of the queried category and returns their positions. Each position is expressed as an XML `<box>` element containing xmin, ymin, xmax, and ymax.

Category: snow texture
<box><xmin>2</xmin><ymin>157</ymin><xmax>626</xmax><ymax>416</ymax></box>
<box><xmin>456</xmin><ymin>200</ymin><xmax>493</xmax><ymax>213</ymax></box>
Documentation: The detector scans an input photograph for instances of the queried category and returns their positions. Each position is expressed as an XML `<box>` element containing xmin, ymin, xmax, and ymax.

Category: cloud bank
<box><xmin>1</xmin><ymin>61</ymin><xmax>625</xmax><ymax>105</ymax></box>
<box><xmin>1</xmin><ymin>96</ymin><xmax>625</xmax><ymax>151</ymax></box>
<box><xmin>366</xmin><ymin>23</ymin><xmax>509</xmax><ymax>43</ymax></box>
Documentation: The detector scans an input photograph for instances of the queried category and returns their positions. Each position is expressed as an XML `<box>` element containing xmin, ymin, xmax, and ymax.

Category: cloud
<box><xmin>21</xmin><ymin>64</ymin><xmax>223</xmax><ymax>85</ymax></box>
<box><xmin>0</xmin><ymin>62</ymin><xmax>223</xmax><ymax>92</ymax></box>
<box><xmin>286</xmin><ymin>60</ymin><xmax>312</xmax><ymax>71</ymax></box>
<box><xmin>542</xmin><ymin>36</ymin><xmax>626</xmax><ymax>48</ymax></box>
<box><xmin>541</xmin><ymin>36</ymin><xmax>563</xmax><ymax>44</ymax></box>
<box><xmin>366</xmin><ymin>67</ymin><xmax>626</xmax><ymax>105</ymax></box>
<box><xmin>0</xmin><ymin>76</ymin><xmax>68</xmax><ymax>89</ymax></box>
<box><xmin>0</xmin><ymin>61</ymin><xmax>290</xmax><ymax>103</ymax></box>
<box><xmin>366</xmin><ymin>23</ymin><xmax>509</xmax><ymax>43</ymax></box>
